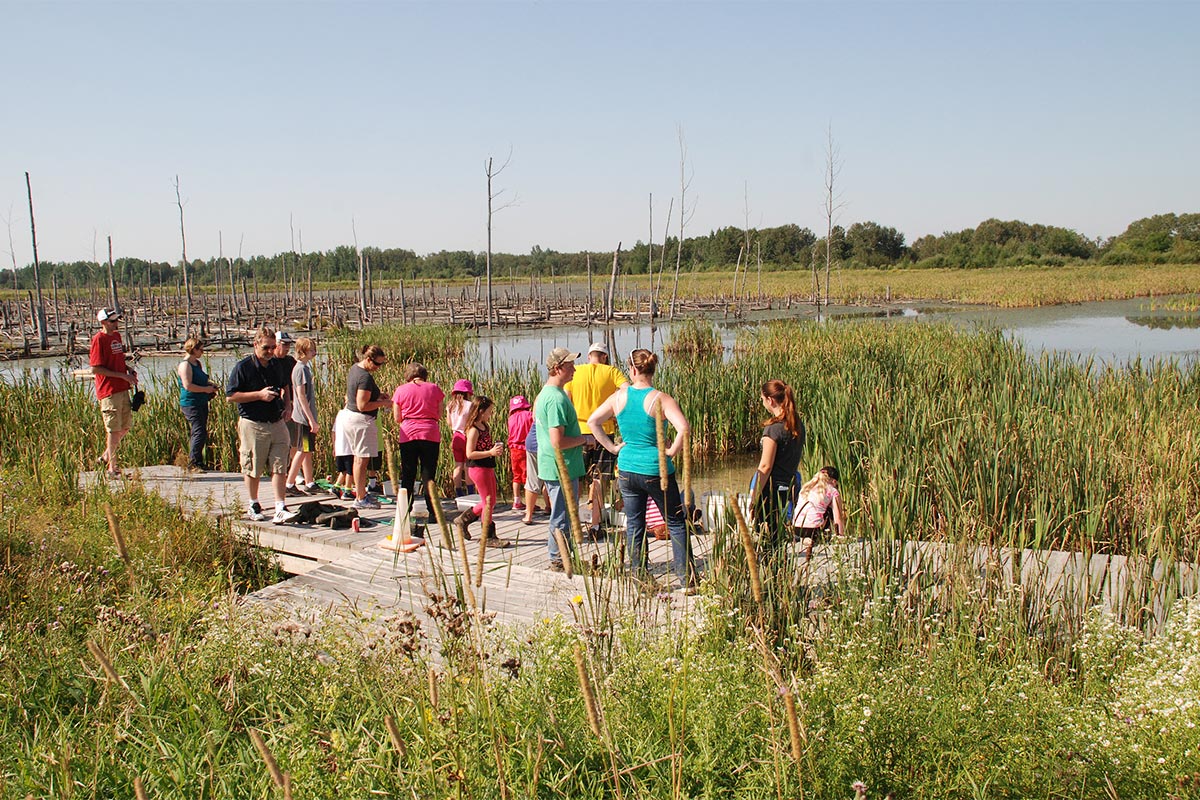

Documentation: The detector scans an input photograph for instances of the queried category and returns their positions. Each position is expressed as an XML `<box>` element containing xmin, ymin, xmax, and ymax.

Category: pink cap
<box><xmin>452</xmin><ymin>379</ymin><xmax>473</xmax><ymax>394</ymax></box>
<box><xmin>509</xmin><ymin>395</ymin><xmax>531</xmax><ymax>412</ymax></box>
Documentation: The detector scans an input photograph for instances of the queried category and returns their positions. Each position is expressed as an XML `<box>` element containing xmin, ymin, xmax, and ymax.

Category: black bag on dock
<box><xmin>291</xmin><ymin>501</ymin><xmax>339</xmax><ymax>525</ymax></box>
<box><xmin>315</xmin><ymin>507</ymin><xmax>360</xmax><ymax>529</ymax></box>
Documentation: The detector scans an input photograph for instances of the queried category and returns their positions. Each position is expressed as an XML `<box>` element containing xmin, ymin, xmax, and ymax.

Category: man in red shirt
<box><xmin>90</xmin><ymin>308</ymin><xmax>138</xmax><ymax>478</ymax></box>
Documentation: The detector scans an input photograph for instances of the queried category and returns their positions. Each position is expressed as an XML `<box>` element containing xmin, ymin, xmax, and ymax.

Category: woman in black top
<box><xmin>345</xmin><ymin>345</ymin><xmax>392</xmax><ymax>508</ymax></box>
<box><xmin>753</xmin><ymin>379</ymin><xmax>805</xmax><ymax>547</ymax></box>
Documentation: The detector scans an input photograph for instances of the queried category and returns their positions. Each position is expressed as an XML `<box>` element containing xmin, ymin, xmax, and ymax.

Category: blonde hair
<box><xmin>295</xmin><ymin>336</ymin><xmax>316</xmax><ymax>358</ymax></box>
<box><xmin>799</xmin><ymin>466</ymin><xmax>839</xmax><ymax>503</ymax></box>
<box><xmin>183</xmin><ymin>337</ymin><xmax>204</xmax><ymax>355</ymax></box>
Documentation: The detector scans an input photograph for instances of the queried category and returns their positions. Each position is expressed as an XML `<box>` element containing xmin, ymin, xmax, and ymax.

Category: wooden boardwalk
<box><xmin>82</xmin><ymin>466</ymin><xmax>1200</xmax><ymax>642</ymax></box>
<box><xmin>81</xmin><ymin>466</ymin><xmax>711</xmax><ymax>639</ymax></box>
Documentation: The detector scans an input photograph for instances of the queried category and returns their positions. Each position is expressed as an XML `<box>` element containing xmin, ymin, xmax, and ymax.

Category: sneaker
<box><xmin>512</xmin><ymin>501</ymin><xmax>526</xmax><ymax>511</ymax></box>
<box><xmin>272</xmin><ymin>508</ymin><xmax>299</xmax><ymax>524</ymax></box>
<box><xmin>548</xmin><ymin>559</ymin><xmax>565</xmax><ymax>573</ymax></box>
<box><xmin>106</xmin><ymin>469</ymin><xmax>123</xmax><ymax>480</ymax></box>
<box><xmin>187</xmin><ymin>462</ymin><xmax>207</xmax><ymax>473</ymax></box>
<box><xmin>285</xmin><ymin>484</ymin><xmax>305</xmax><ymax>498</ymax></box>
<box><xmin>294</xmin><ymin>483</ymin><xmax>312</xmax><ymax>495</ymax></box>
<box><xmin>248</xmin><ymin>502</ymin><xmax>266</xmax><ymax>522</ymax></box>
<box><xmin>353</xmin><ymin>496</ymin><xmax>381</xmax><ymax>510</ymax></box>
<box><xmin>367</xmin><ymin>479</ymin><xmax>382</xmax><ymax>495</ymax></box>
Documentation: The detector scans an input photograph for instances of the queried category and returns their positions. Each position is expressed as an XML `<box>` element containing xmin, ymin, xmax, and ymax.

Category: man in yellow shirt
<box><xmin>565</xmin><ymin>342</ymin><xmax>628</xmax><ymax>539</ymax></box>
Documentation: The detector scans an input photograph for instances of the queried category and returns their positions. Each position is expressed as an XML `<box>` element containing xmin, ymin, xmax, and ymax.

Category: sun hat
<box><xmin>453</xmin><ymin>379</ymin><xmax>474</xmax><ymax>394</ymax></box>
<box><xmin>546</xmin><ymin>347</ymin><xmax>580</xmax><ymax>371</ymax></box>
<box><xmin>509</xmin><ymin>395</ymin><xmax>531</xmax><ymax>412</ymax></box>
<box><xmin>587</xmin><ymin>342</ymin><xmax>608</xmax><ymax>355</ymax></box>
<box><xmin>96</xmin><ymin>308</ymin><xmax>121</xmax><ymax>322</ymax></box>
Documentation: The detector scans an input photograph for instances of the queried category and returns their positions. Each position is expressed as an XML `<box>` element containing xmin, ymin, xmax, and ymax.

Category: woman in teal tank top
<box><xmin>177</xmin><ymin>338</ymin><xmax>219</xmax><ymax>470</ymax></box>
<box><xmin>588</xmin><ymin>349</ymin><xmax>695</xmax><ymax>590</ymax></box>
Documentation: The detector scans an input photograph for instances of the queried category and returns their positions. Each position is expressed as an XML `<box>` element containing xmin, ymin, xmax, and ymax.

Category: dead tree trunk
<box><xmin>586</xmin><ymin>253</ymin><xmax>593</xmax><ymax>321</ymax></box>
<box><xmin>484</xmin><ymin>149</ymin><xmax>515</xmax><ymax>330</ymax></box>
<box><xmin>606</xmin><ymin>243</ymin><xmax>622</xmax><ymax>321</ymax></box>
<box><xmin>24</xmin><ymin>172</ymin><xmax>48</xmax><ymax>349</ymax></box>
<box><xmin>670</xmin><ymin>127</ymin><xmax>691</xmax><ymax>320</ymax></box>
<box><xmin>656</xmin><ymin>197</ymin><xmax>673</xmax><ymax>306</ymax></box>
<box><xmin>353</xmin><ymin>219</ymin><xmax>366</xmax><ymax>323</ymax></box>
<box><xmin>647</xmin><ymin>193</ymin><xmax>655</xmax><ymax>320</ymax></box>
<box><xmin>823</xmin><ymin>123</ymin><xmax>843</xmax><ymax>309</ymax></box>
<box><xmin>174</xmin><ymin>175</ymin><xmax>193</xmax><ymax>332</ymax></box>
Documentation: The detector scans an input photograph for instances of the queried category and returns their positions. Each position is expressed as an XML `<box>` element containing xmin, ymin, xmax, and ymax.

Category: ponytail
<box><xmin>761</xmin><ymin>379</ymin><xmax>800</xmax><ymax>437</ymax></box>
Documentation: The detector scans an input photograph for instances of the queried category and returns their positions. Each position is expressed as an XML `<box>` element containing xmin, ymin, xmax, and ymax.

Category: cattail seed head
<box><xmin>573</xmin><ymin>645</ymin><xmax>604</xmax><ymax>740</ymax></box>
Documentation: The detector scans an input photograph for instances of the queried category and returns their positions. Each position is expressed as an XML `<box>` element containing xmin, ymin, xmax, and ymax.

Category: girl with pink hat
<box><xmin>506</xmin><ymin>395</ymin><xmax>534</xmax><ymax>510</ymax></box>
<box><xmin>446</xmin><ymin>378</ymin><xmax>475</xmax><ymax>496</ymax></box>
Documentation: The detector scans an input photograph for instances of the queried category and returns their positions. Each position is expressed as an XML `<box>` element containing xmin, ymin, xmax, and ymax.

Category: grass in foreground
<box><xmin>2</xmin><ymin>463</ymin><xmax>1198</xmax><ymax>798</ymax></box>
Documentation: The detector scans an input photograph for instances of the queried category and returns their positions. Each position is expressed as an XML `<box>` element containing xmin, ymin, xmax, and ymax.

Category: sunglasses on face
<box><xmin>260</xmin><ymin>344</ymin><xmax>276</xmax><ymax>351</ymax></box>
<box><xmin>372</xmin><ymin>359</ymin><xmax>386</xmax><ymax>366</ymax></box>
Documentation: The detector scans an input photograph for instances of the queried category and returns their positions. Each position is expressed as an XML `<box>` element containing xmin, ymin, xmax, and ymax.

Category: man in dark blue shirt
<box><xmin>226</xmin><ymin>327</ymin><xmax>297</xmax><ymax>524</ymax></box>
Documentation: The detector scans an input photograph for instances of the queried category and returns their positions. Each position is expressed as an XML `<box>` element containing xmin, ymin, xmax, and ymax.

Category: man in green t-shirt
<box><xmin>535</xmin><ymin>347</ymin><xmax>587</xmax><ymax>571</ymax></box>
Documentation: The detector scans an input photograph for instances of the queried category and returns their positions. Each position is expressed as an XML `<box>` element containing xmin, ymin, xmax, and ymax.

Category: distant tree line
<box><xmin>5</xmin><ymin>212</ymin><xmax>1198</xmax><ymax>291</ymax></box>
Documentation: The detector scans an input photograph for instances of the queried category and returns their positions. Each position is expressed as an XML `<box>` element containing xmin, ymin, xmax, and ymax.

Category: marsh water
<box><xmin>5</xmin><ymin>296</ymin><xmax>1200</xmax><ymax>386</ymax></box>
<box><xmin>471</xmin><ymin>296</ymin><xmax>1200</xmax><ymax>371</ymax></box>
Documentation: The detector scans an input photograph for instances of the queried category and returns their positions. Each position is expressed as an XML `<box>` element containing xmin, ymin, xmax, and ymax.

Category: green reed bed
<box><xmin>654</xmin><ymin>321</ymin><xmax>1200</xmax><ymax>563</ymax></box>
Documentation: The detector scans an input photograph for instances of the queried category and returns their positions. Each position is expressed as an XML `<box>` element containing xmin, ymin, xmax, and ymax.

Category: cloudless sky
<box><xmin>2</xmin><ymin>0</ymin><xmax>1197</xmax><ymax>264</ymax></box>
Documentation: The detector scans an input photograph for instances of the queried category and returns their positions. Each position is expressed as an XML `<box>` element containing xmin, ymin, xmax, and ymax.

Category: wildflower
<box><xmin>571</xmin><ymin>594</ymin><xmax>584</xmax><ymax>606</ymax></box>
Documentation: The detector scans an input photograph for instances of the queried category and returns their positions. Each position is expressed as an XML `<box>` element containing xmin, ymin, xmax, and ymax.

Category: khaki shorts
<box><xmin>100</xmin><ymin>391</ymin><xmax>132</xmax><ymax>433</ymax></box>
<box><xmin>525</xmin><ymin>449</ymin><xmax>543</xmax><ymax>492</ymax></box>
<box><xmin>342</xmin><ymin>410</ymin><xmax>379</xmax><ymax>458</ymax></box>
<box><xmin>238</xmin><ymin>417</ymin><xmax>290</xmax><ymax>477</ymax></box>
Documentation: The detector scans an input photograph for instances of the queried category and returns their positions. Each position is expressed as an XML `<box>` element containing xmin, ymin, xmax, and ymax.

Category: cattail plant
<box><xmin>553</xmin><ymin>444</ymin><xmax>584</xmax><ymax>546</ymax></box>
<box><xmin>248</xmin><ymin>728</ymin><xmax>291</xmax><ymax>798</ymax></box>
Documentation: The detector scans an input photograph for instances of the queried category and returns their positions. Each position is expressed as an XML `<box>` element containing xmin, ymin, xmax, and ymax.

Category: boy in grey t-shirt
<box><xmin>285</xmin><ymin>337</ymin><xmax>320</xmax><ymax>495</ymax></box>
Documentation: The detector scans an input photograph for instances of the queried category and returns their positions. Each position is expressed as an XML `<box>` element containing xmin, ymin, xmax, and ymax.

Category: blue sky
<box><xmin>2</xmin><ymin>0</ymin><xmax>1197</xmax><ymax>264</ymax></box>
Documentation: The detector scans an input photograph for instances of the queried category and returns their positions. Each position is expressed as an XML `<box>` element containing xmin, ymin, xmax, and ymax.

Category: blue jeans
<box><xmin>181</xmin><ymin>404</ymin><xmax>209</xmax><ymax>467</ymax></box>
<box><xmin>619</xmin><ymin>471</ymin><xmax>693</xmax><ymax>584</ymax></box>
<box><xmin>545</xmin><ymin>478</ymin><xmax>579</xmax><ymax>562</ymax></box>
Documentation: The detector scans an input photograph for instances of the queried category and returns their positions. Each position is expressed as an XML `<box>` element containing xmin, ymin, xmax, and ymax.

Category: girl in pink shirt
<box><xmin>446</xmin><ymin>378</ymin><xmax>474</xmax><ymax>496</ymax></box>
<box><xmin>391</xmin><ymin>363</ymin><xmax>445</xmax><ymax>509</ymax></box>
<box><xmin>793</xmin><ymin>465</ymin><xmax>844</xmax><ymax>540</ymax></box>
<box><xmin>506</xmin><ymin>395</ymin><xmax>534</xmax><ymax>509</ymax></box>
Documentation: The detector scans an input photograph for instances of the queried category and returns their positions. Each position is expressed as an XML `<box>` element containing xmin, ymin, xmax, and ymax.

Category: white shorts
<box><xmin>341</xmin><ymin>409</ymin><xmax>379</xmax><ymax>458</ymax></box>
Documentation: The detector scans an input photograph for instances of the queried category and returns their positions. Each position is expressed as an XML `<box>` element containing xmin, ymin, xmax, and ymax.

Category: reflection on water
<box><xmin>1125</xmin><ymin>315</ymin><xmax>1200</xmax><ymax>331</ymax></box>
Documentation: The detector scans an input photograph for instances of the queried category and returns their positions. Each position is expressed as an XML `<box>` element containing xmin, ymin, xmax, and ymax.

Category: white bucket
<box><xmin>702</xmin><ymin>491</ymin><xmax>753</xmax><ymax>530</ymax></box>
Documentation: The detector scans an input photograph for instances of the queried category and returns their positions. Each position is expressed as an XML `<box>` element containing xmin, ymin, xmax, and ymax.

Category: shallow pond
<box><xmin>4</xmin><ymin>296</ymin><xmax>1199</xmax><ymax>385</ymax></box>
